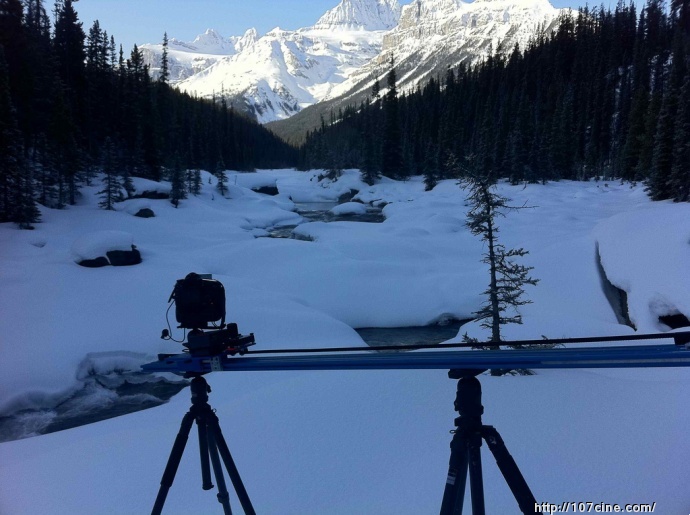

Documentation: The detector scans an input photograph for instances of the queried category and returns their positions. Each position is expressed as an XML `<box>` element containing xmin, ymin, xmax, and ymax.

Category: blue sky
<box><xmin>75</xmin><ymin>0</ymin><xmax>622</xmax><ymax>53</ymax></box>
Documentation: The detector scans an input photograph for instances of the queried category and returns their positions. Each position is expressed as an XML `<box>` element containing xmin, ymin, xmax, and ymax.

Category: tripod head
<box><xmin>448</xmin><ymin>369</ymin><xmax>486</xmax><ymax>420</ymax></box>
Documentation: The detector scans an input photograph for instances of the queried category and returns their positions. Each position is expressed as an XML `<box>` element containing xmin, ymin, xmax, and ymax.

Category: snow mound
<box><xmin>330</xmin><ymin>202</ymin><xmax>368</xmax><ymax>215</ymax></box>
<box><xmin>228</xmin><ymin>172</ymin><xmax>279</xmax><ymax>191</ymax></box>
<box><xmin>594</xmin><ymin>202</ymin><xmax>690</xmax><ymax>331</ymax></box>
<box><xmin>131</xmin><ymin>177</ymin><xmax>171</xmax><ymax>195</ymax></box>
<box><xmin>70</xmin><ymin>231</ymin><xmax>135</xmax><ymax>262</ymax></box>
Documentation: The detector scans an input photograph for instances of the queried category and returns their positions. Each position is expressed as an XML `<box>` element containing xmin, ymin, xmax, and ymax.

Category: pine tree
<box><xmin>98</xmin><ymin>137</ymin><xmax>121</xmax><ymax>210</ymax></box>
<box><xmin>159</xmin><ymin>32</ymin><xmax>169</xmax><ymax>84</ymax></box>
<box><xmin>169</xmin><ymin>153</ymin><xmax>186</xmax><ymax>207</ymax></box>
<box><xmin>647</xmin><ymin>83</ymin><xmax>678</xmax><ymax>200</ymax></box>
<box><xmin>669</xmin><ymin>67</ymin><xmax>690</xmax><ymax>200</ymax></box>
<box><xmin>216</xmin><ymin>159</ymin><xmax>228</xmax><ymax>197</ymax></box>
<box><xmin>381</xmin><ymin>55</ymin><xmax>402</xmax><ymax>179</ymax></box>
<box><xmin>371</xmin><ymin>78</ymin><xmax>380</xmax><ymax>102</ymax></box>
<box><xmin>0</xmin><ymin>46</ymin><xmax>39</xmax><ymax>227</ymax></box>
<box><xmin>422</xmin><ymin>142</ymin><xmax>439</xmax><ymax>191</ymax></box>
<box><xmin>458</xmin><ymin>160</ymin><xmax>539</xmax><ymax>373</ymax></box>
<box><xmin>53</xmin><ymin>0</ymin><xmax>85</xmax><ymax>97</ymax></box>
<box><xmin>190</xmin><ymin>169</ymin><xmax>202</xmax><ymax>195</ymax></box>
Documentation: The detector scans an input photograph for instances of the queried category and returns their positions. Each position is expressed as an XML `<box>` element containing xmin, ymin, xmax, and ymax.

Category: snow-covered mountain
<box><xmin>141</xmin><ymin>0</ymin><xmax>564</xmax><ymax>125</ymax></box>
<box><xmin>330</xmin><ymin>0</ymin><xmax>563</xmax><ymax>101</ymax></box>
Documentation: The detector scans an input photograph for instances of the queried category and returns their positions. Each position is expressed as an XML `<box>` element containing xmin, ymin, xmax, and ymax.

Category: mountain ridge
<box><xmin>141</xmin><ymin>0</ymin><xmax>564</xmax><ymax>128</ymax></box>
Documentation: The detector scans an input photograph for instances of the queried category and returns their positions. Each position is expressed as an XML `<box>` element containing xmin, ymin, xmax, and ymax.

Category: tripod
<box><xmin>440</xmin><ymin>370</ymin><xmax>541</xmax><ymax>515</ymax></box>
<box><xmin>152</xmin><ymin>375</ymin><xmax>256</xmax><ymax>515</ymax></box>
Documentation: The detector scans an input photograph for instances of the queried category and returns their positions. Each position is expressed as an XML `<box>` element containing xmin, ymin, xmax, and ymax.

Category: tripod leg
<box><xmin>197</xmin><ymin>414</ymin><xmax>214</xmax><ymax>490</ymax></box>
<box><xmin>210</xmin><ymin>416</ymin><xmax>257</xmax><ymax>515</ymax></box>
<box><xmin>467</xmin><ymin>439</ymin><xmax>486</xmax><ymax>515</ymax></box>
<box><xmin>152</xmin><ymin>411</ymin><xmax>195</xmax><ymax>515</ymax></box>
<box><xmin>206</xmin><ymin>423</ymin><xmax>233</xmax><ymax>515</ymax></box>
<box><xmin>440</xmin><ymin>431</ymin><xmax>470</xmax><ymax>515</ymax></box>
<box><xmin>481</xmin><ymin>426</ymin><xmax>541</xmax><ymax>515</ymax></box>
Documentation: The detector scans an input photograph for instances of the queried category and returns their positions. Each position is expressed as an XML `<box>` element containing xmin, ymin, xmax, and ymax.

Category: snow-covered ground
<box><xmin>1</xmin><ymin>170</ymin><xmax>688</xmax><ymax>514</ymax></box>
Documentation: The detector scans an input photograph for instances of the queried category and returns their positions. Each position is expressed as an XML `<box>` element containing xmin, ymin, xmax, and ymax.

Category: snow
<box><xmin>594</xmin><ymin>202</ymin><xmax>690</xmax><ymax>332</ymax></box>
<box><xmin>70</xmin><ymin>230</ymin><xmax>135</xmax><ymax>262</ymax></box>
<box><xmin>1</xmin><ymin>170</ymin><xmax>689</xmax><ymax>514</ymax></box>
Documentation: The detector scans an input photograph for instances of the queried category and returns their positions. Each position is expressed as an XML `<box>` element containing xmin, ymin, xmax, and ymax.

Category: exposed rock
<box><xmin>107</xmin><ymin>246</ymin><xmax>142</xmax><ymax>267</ymax></box>
<box><xmin>596</xmin><ymin>245</ymin><xmax>634</xmax><ymax>328</ymax></box>
<box><xmin>659</xmin><ymin>313</ymin><xmax>690</xmax><ymax>330</ymax></box>
<box><xmin>337</xmin><ymin>189</ymin><xmax>359</xmax><ymax>203</ymax></box>
<box><xmin>77</xmin><ymin>246</ymin><xmax>142</xmax><ymax>268</ymax></box>
<box><xmin>253</xmin><ymin>186</ymin><xmax>279</xmax><ymax>196</ymax></box>
<box><xmin>134</xmin><ymin>208</ymin><xmax>155</xmax><ymax>218</ymax></box>
<box><xmin>78</xmin><ymin>256</ymin><xmax>110</xmax><ymax>268</ymax></box>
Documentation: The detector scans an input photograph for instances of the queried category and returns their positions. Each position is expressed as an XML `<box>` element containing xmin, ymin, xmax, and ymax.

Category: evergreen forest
<box><xmin>0</xmin><ymin>0</ymin><xmax>297</xmax><ymax>227</ymax></box>
<box><xmin>300</xmin><ymin>0</ymin><xmax>690</xmax><ymax>202</ymax></box>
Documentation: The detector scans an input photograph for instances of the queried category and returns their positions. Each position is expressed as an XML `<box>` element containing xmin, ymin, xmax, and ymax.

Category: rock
<box><xmin>106</xmin><ymin>246</ymin><xmax>142</xmax><ymax>266</ymax></box>
<box><xmin>337</xmin><ymin>189</ymin><xmax>359</xmax><ymax>203</ymax></box>
<box><xmin>134</xmin><ymin>208</ymin><xmax>155</xmax><ymax>218</ymax></box>
<box><xmin>659</xmin><ymin>313</ymin><xmax>690</xmax><ymax>329</ymax></box>
<box><xmin>252</xmin><ymin>186</ymin><xmax>279</xmax><ymax>196</ymax></box>
<box><xmin>78</xmin><ymin>257</ymin><xmax>110</xmax><ymax>268</ymax></box>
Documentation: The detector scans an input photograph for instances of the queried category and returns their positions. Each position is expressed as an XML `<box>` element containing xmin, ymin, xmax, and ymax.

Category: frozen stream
<box><xmin>0</xmin><ymin>202</ymin><xmax>465</xmax><ymax>443</ymax></box>
<box><xmin>0</xmin><ymin>322</ymin><xmax>467</xmax><ymax>442</ymax></box>
<box><xmin>264</xmin><ymin>202</ymin><xmax>385</xmax><ymax>239</ymax></box>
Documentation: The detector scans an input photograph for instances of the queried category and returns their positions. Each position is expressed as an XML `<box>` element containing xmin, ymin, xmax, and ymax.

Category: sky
<box><xmin>74</xmin><ymin>0</ymin><xmax>610</xmax><ymax>54</ymax></box>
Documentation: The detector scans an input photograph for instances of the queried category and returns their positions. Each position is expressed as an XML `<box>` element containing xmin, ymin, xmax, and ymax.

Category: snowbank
<box><xmin>594</xmin><ymin>202</ymin><xmax>690</xmax><ymax>331</ymax></box>
<box><xmin>70</xmin><ymin>230</ymin><xmax>135</xmax><ymax>262</ymax></box>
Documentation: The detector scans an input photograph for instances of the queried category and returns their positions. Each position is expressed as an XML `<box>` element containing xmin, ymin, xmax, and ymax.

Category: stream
<box><xmin>264</xmin><ymin>202</ymin><xmax>385</xmax><ymax>239</ymax></box>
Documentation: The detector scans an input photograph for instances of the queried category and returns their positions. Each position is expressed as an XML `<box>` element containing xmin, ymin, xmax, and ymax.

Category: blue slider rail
<box><xmin>142</xmin><ymin>332</ymin><xmax>690</xmax><ymax>375</ymax></box>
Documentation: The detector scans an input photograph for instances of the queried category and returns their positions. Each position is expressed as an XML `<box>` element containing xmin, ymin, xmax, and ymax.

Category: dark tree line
<box><xmin>0</xmin><ymin>0</ymin><xmax>297</xmax><ymax>225</ymax></box>
<box><xmin>300</xmin><ymin>0</ymin><xmax>690</xmax><ymax>202</ymax></box>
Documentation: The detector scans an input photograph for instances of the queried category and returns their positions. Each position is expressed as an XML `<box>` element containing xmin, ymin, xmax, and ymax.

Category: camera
<box><xmin>164</xmin><ymin>273</ymin><xmax>255</xmax><ymax>357</ymax></box>
<box><xmin>170</xmin><ymin>273</ymin><xmax>226</xmax><ymax>329</ymax></box>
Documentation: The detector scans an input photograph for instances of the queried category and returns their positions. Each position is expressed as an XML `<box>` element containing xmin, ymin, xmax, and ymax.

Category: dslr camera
<box><xmin>164</xmin><ymin>273</ymin><xmax>254</xmax><ymax>356</ymax></box>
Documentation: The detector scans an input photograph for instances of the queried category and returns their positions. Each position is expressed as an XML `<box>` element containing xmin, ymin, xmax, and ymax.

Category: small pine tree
<box><xmin>169</xmin><ymin>154</ymin><xmax>186</xmax><ymax>207</ymax></box>
<box><xmin>458</xmin><ymin>161</ymin><xmax>539</xmax><ymax>374</ymax></box>
<box><xmin>191</xmin><ymin>169</ymin><xmax>202</xmax><ymax>195</ymax></box>
<box><xmin>423</xmin><ymin>143</ymin><xmax>439</xmax><ymax>191</ymax></box>
<box><xmin>216</xmin><ymin>160</ymin><xmax>228</xmax><ymax>197</ymax></box>
<box><xmin>98</xmin><ymin>138</ymin><xmax>121</xmax><ymax>210</ymax></box>
<box><xmin>371</xmin><ymin>78</ymin><xmax>380</xmax><ymax>101</ymax></box>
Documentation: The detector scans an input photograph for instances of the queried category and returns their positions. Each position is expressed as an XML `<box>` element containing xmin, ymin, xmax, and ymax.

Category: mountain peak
<box><xmin>185</xmin><ymin>29</ymin><xmax>236</xmax><ymax>54</ymax></box>
<box><xmin>313</xmin><ymin>0</ymin><xmax>402</xmax><ymax>31</ymax></box>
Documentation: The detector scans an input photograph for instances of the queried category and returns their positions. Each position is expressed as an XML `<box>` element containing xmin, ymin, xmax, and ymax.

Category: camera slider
<box><xmin>184</xmin><ymin>324</ymin><xmax>255</xmax><ymax>357</ymax></box>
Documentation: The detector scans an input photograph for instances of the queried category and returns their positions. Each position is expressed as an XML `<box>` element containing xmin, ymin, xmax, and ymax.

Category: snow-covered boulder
<box><xmin>130</xmin><ymin>178</ymin><xmax>171</xmax><ymax>199</ymax></box>
<box><xmin>71</xmin><ymin>231</ymin><xmax>142</xmax><ymax>268</ymax></box>
<box><xmin>134</xmin><ymin>208</ymin><xmax>155</xmax><ymax>218</ymax></box>
<box><xmin>330</xmin><ymin>202</ymin><xmax>368</xmax><ymax>216</ymax></box>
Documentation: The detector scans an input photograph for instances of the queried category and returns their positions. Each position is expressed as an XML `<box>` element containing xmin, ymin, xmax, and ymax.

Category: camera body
<box><xmin>171</xmin><ymin>273</ymin><xmax>226</xmax><ymax>329</ymax></box>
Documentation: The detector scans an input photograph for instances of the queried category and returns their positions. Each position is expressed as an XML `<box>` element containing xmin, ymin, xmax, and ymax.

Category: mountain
<box><xmin>314</xmin><ymin>0</ymin><xmax>402</xmax><ymax>30</ymax></box>
<box><xmin>141</xmin><ymin>0</ymin><xmax>400</xmax><ymax>123</ymax></box>
<box><xmin>269</xmin><ymin>0</ymin><xmax>564</xmax><ymax>142</ymax></box>
<box><xmin>141</xmin><ymin>0</ymin><xmax>564</xmax><ymax>129</ymax></box>
<box><xmin>316</xmin><ymin>0</ymin><xmax>564</xmax><ymax>105</ymax></box>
